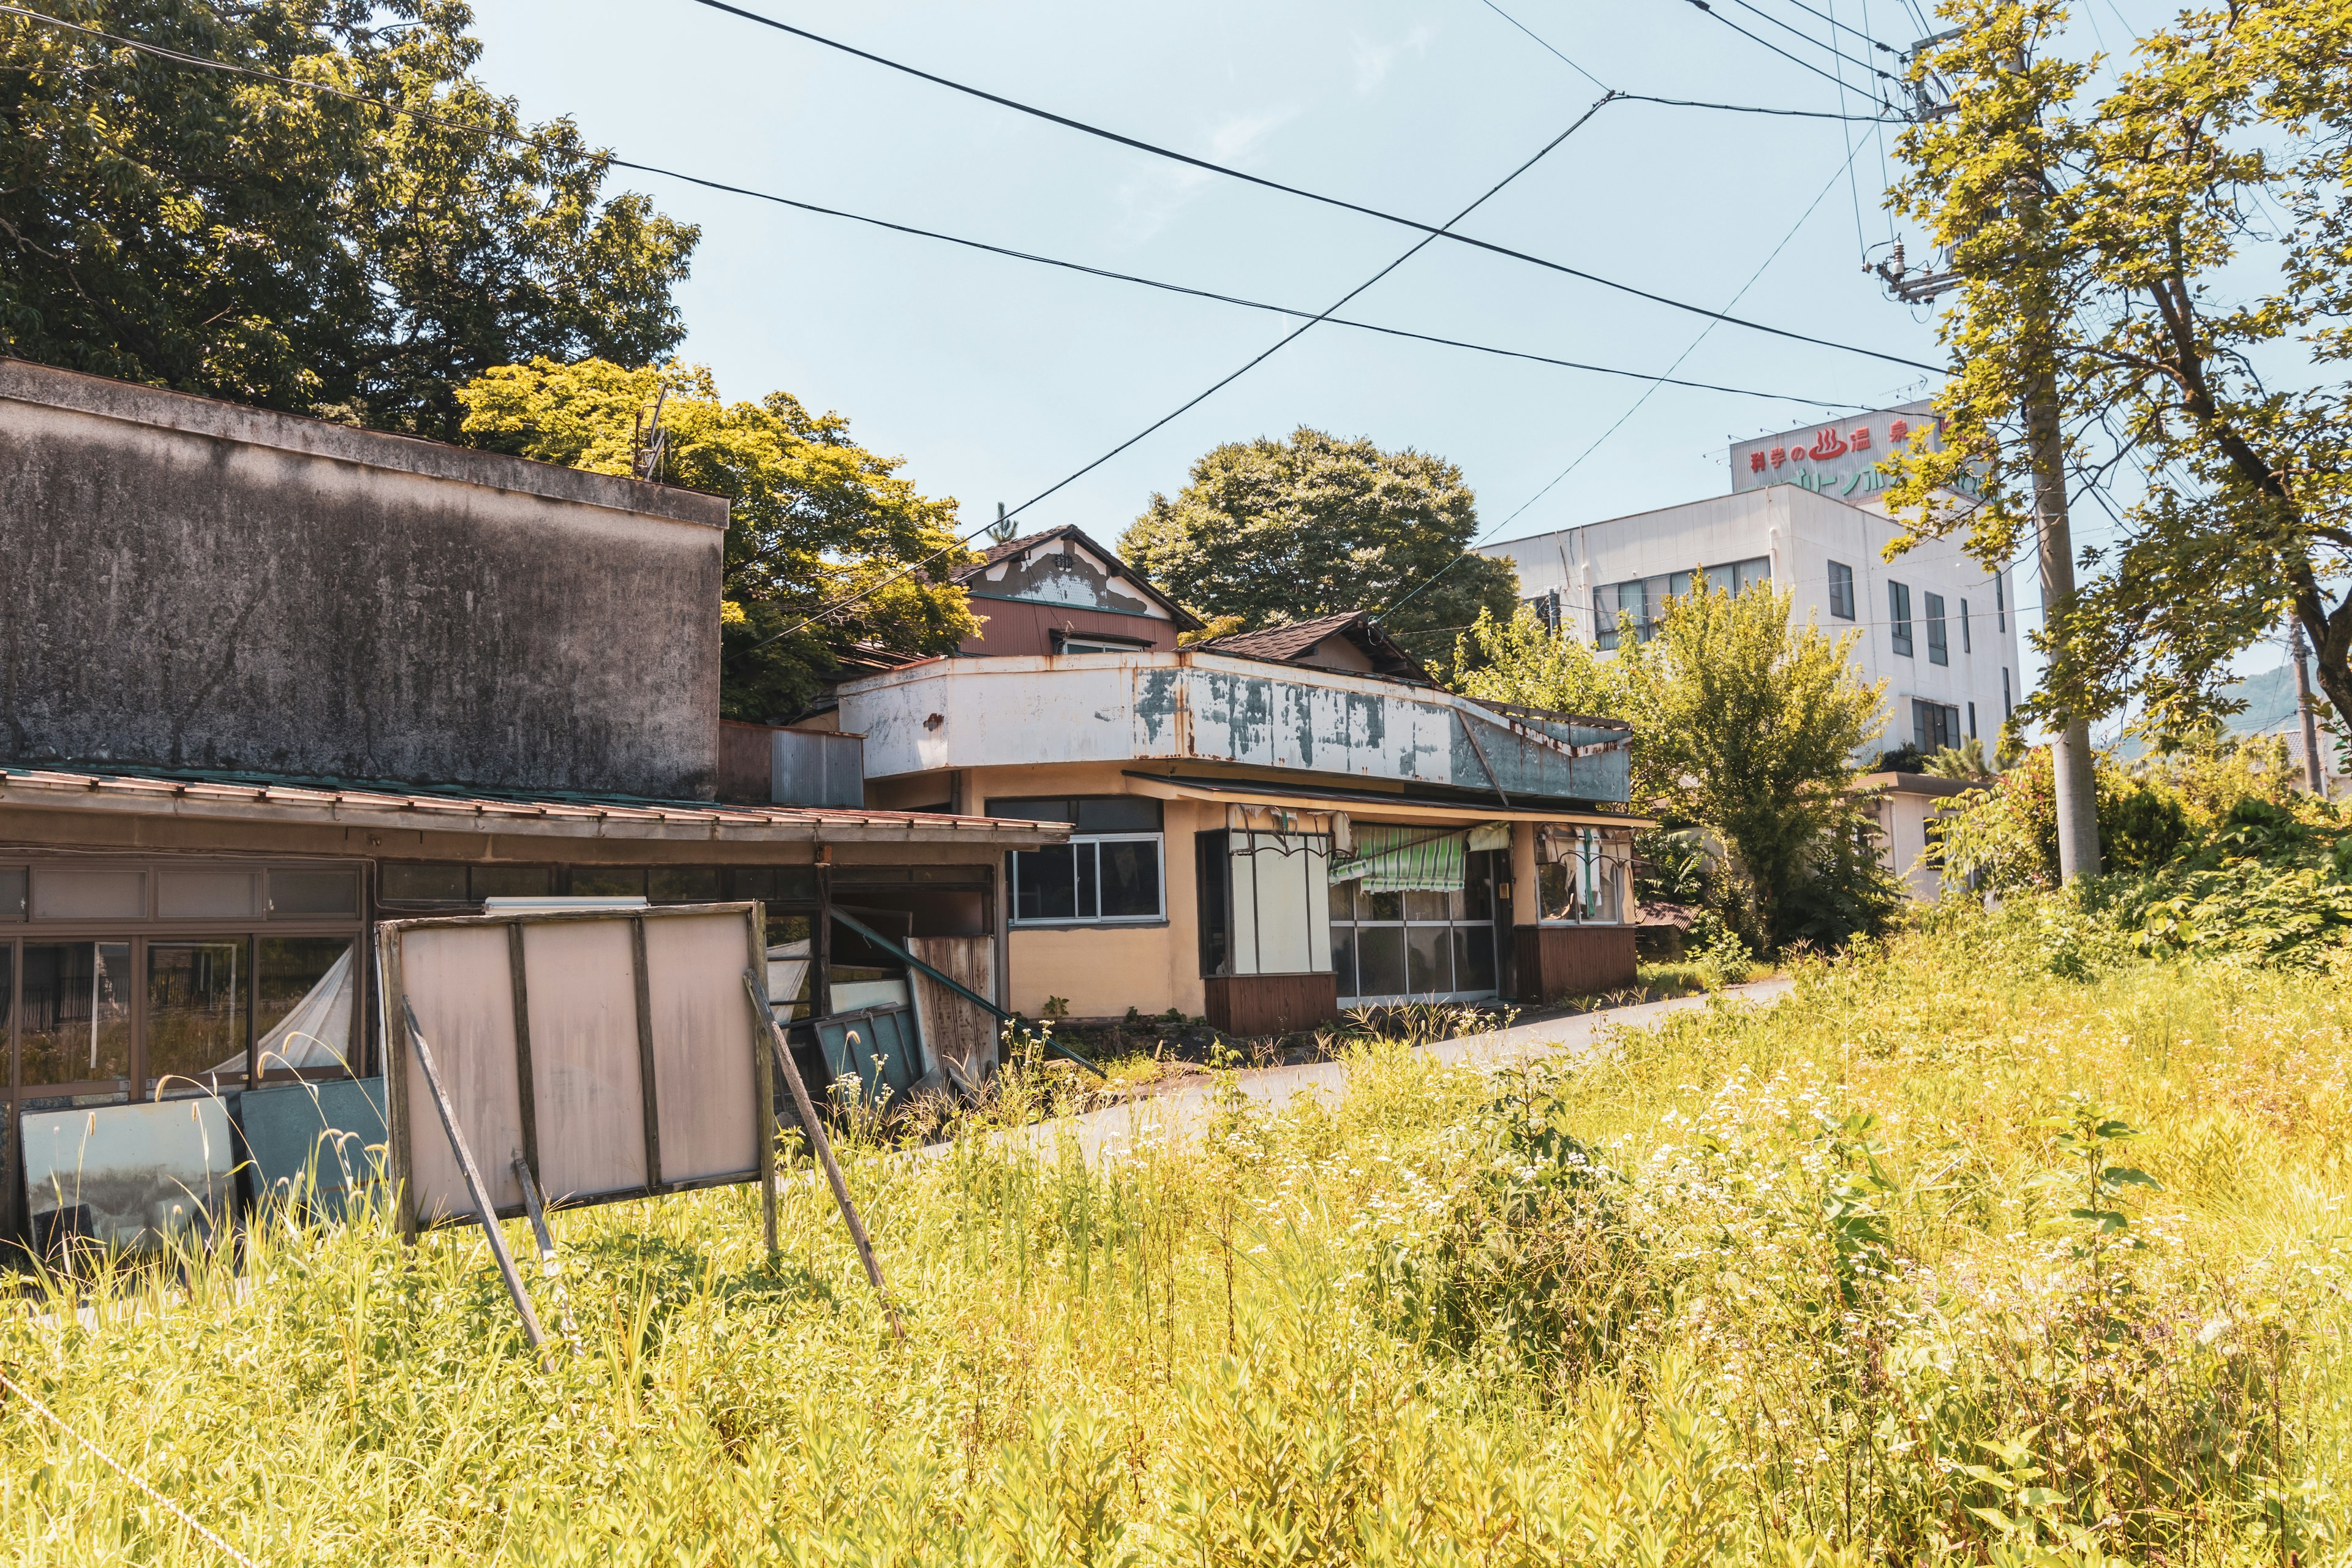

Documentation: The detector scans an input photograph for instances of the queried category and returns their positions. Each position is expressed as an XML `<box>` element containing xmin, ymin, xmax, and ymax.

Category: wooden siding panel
<box><xmin>1204</xmin><ymin>972</ymin><xmax>1340</xmax><ymax>1036</ymax></box>
<box><xmin>1510</xmin><ymin>925</ymin><xmax>1637</xmax><ymax>1003</ymax></box>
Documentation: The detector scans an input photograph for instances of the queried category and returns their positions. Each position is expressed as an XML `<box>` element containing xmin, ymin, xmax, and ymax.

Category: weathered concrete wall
<box><xmin>0</xmin><ymin>360</ymin><xmax>728</xmax><ymax>798</ymax></box>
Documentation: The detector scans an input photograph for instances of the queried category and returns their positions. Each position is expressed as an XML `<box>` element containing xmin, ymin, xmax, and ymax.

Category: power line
<box><xmin>1718</xmin><ymin>0</ymin><xmax>1904</xmax><ymax>83</ymax></box>
<box><xmin>1673</xmin><ymin>0</ymin><xmax>1896</xmax><ymax>98</ymax></box>
<box><xmin>0</xmin><ymin>4</ymin><xmax>1877</xmax><ymax>405</ymax></box>
<box><xmin>615</xmin><ymin>159</ymin><xmax>1866</xmax><ymax>407</ymax></box>
<box><xmin>1379</xmin><ymin>139</ymin><xmax>1869</xmax><ymax>624</ymax></box>
<box><xmin>735</xmin><ymin>94</ymin><xmax>1621</xmax><ymax>659</ymax></box>
<box><xmin>1472</xmin><ymin>0</ymin><xmax>1613</xmax><ymax>89</ymax></box>
<box><xmin>1618</xmin><ymin>91</ymin><xmax>1906</xmax><ymax>122</ymax></box>
<box><xmin>680</xmin><ymin>0</ymin><xmax>1940</xmax><ymax>374</ymax></box>
<box><xmin>1767</xmin><ymin>0</ymin><xmax>1905</xmax><ymax>55</ymax></box>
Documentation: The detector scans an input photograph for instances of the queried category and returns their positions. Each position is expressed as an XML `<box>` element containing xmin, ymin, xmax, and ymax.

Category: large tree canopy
<box><xmin>1118</xmin><ymin>428</ymin><xmax>1518</xmax><ymax>660</ymax></box>
<box><xmin>1886</xmin><ymin>0</ymin><xmax>2352</xmax><ymax>745</ymax></box>
<box><xmin>0</xmin><ymin>0</ymin><xmax>695</xmax><ymax>439</ymax></box>
<box><xmin>458</xmin><ymin>357</ymin><xmax>977</xmax><ymax>722</ymax></box>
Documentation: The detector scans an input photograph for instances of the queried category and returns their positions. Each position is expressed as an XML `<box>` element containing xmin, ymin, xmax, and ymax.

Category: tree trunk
<box><xmin>2026</xmin><ymin>374</ymin><xmax>2103</xmax><ymax>880</ymax></box>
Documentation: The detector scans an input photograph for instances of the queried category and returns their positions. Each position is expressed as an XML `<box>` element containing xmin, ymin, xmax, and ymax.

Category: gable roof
<box><xmin>951</xmin><ymin>524</ymin><xmax>1202</xmax><ymax>630</ymax></box>
<box><xmin>1197</xmin><ymin>610</ymin><xmax>1435</xmax><ymax>685</ymax></box>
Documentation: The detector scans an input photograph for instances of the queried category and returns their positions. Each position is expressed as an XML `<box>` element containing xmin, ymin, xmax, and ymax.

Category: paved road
<box><xmin>1028</xmin><ymin>976</ymin><xmax>1795</xmax><ymax>1162</ymax></box>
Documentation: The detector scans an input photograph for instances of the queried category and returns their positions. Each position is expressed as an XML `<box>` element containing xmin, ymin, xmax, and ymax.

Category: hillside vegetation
<box><xmin>4</xmin><ymin>904</ymin><xmax>2349</xmax><ymax>1565</ymax></box>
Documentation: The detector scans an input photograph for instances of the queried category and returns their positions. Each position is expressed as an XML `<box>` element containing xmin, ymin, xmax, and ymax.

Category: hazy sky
<box><xmin>466</xmin><ymin>0</ymin><xmax>2201</xmax><ymax>684</ymax></box>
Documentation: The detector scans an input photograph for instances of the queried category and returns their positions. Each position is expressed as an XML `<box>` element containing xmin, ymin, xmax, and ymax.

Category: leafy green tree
<box><xmin>1118</xmin><ymin>428</ymin><xmax>1518</xmax><ymax>660</ymax></box>
<box><xmin>0</xmin><ymin>0</ymin><xmax>694</xmax><ymax>439</ymax></box>
<box><xmin>459</xmin><ymin>358</ymin><xmax>978</xmax><ymax>720</ymax></box>
<box><xmin>1457</xmin><ymin>581</ymin><xmax>1891</xmax><ymax>949</ymax></box>
<box><xmin>1885</xmin><ymin>0</ymin><xmax>2352</xmax><ymax>742</ymax></box>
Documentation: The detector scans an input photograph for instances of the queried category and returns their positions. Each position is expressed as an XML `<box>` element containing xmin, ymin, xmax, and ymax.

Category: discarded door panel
<box><xmin>376</xmin><ymin>903</ymin><xmax>767</xmax><ymax>1234</ymax></box>
<box><xmin>239</xmin><ymin>1077</ymin><xmax>387</xmax><ymax>1222</ymax></box>
<box><xmin>23</xmin><ymin>1098</ymin><xmax>236</xmax><ymax>1254</ymax></box>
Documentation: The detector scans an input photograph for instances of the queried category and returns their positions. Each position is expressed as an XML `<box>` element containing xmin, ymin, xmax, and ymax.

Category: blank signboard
<box><xmin>377</xmin><ymin>903</ymin><xmax>766</xmax><ymax>1234</ymax></box>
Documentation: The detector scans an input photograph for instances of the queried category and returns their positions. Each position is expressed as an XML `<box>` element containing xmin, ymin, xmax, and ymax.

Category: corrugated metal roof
<box><xmin>0</xmin><ymin>763</ymin><xmax>1065</xmax><ymax>844</ymax></box>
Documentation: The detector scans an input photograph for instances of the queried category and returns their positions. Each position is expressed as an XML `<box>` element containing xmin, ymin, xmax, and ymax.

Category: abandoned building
<box><xmin>0</xmin><ymin>358</ymin><xmax>1053</xmax><ymax>1253</ymax></box>
<box><xmin>821</xmin><ymin>526</ymin><xmax>1649</xmax><ymax>1035</ymax></box>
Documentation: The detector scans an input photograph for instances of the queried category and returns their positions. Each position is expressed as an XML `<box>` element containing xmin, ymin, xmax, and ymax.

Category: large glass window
<box><xmin>1328</xmin><ymin>850</ymin><xmax>1502</xmax><ymax>1003</ymax></box>
<box><xmin>1913</xmin><ymin>699</ymin><xmax>1962</xmax><ymax>753</ymax></box>
<box><xmin>1596</xmin><ymin>559</ymin><xmax>1771</xmax><ymax>648</ymax></box>
<box><xmin>997</xmin><ymin>797</ymin><xmax>1165</xmax><ymax>926</ymax></box>
<box><xmin>146</xmin><ymin>942</ymin><xmax>245</xmax><ymax>1095</ymax></box>
<box><xmin>1828</xmin><ymin>560</ymin><xmax>1856</xmax><ymax>620</ymax></box>
<box><xmin>21</xmin><ymin>942</ymin><xmax>132</xmax><ymax>1088</ymax></box>
<box><xmin>1926</xmin><ymin>591</ymin><xmax>1949</xmax><ymax>665</ymax></box>
<box><xmin>1890</xmin><ymin>582</ymin><xmax>1915</xmax><ymax>657</ymax></box>
<box><xmin>1536</xmin><ymin>828</ymin><xmax>1631</xmax><ymax>924</ymax></box>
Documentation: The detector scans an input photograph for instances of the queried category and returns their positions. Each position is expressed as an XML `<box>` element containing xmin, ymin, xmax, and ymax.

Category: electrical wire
<box><xmin>1472</xmin><ymin>0</ymin><xmax>1612</xmax><ymax>89</ymax></box>
<box><xmin>1828</xmin><ymin>0</ymin><xmax>1872</xmax><ymax>268</ymax></box>
<box><xmin>1673</xmin><ymin>0</ymin><xmax>1896</xmax><ymax>97</ymax></box>
<box><xmin>679</xmin><ymin>0</ymin><xmax>1941</xmax><ymax>372</ymax></box>
<box><xmin>1718</xmin><ymin>0</ymin><xmax>1904</xmax><ymax>83</ymax></box>
<box><xmin>0</xmin><ymin>3</ymin><xmax>1873</xmax><ymax>404</ymax></box>
<box><xmin>733</xmin><ymin>94</ymin><xmax>1621</xmax><ymax>659</ymax></box>
<box><xmin>609</xmin><ymin>160</ymin><xmax>1868</xmax><ymax>405</ymax></box>
<box><xmin>1378</xmin><ymin>138</ymin><xmax>1871</xmax><ymax>624</ymax></box>
<box><xmin>1768</xmin><ymin>0</ymin><xmax>1904</xmax><ymax>54</ymax></box>
<box><xmin>1618</xmin><ymin>91</ymin><xmax>1907</xmax><ymax>122</ymax></box>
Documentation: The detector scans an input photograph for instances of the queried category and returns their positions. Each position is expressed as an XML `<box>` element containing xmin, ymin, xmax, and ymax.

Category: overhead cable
<box><xmin>1768</xmin><ymin>0</ymin><xmax>1905</xmax><ymax>54</ymax></box>
<box><xmin>1673</xmin><ymin>0</ymin><xmax>1897</xmax><ymax>97</ymax></box>
<box><xmin>1718</xmin><ymin>0</ymin><xmax>1903</xmax><ymax>81</ymax></box>
<box><xmin>1378</xmin><ymin>140</ymin><xmax>1871</xmax><ymax>624</ymax></box>
<box><xmin>736</xmin><ymin>94</ymin><xmax>1621</xmax><ymax>657</ymax></box>
<box><xmin>680</xmin><ymin>0</ymin><xmax>1940</xmax><ymax>373</ymax></box>
<box><xmin>1472</xmin><ymin>0</ymin><xmax>1613</xmax><ymax>89</ymax></box>
<box><xmin>0</xmin><ymin>6</ymin><xmax>1875</xmax><ymax>409</ymax></box>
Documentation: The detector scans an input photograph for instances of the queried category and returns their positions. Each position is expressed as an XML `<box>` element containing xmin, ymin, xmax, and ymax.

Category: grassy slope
<box><xmin>3</xmin><ymin>911</ymin><xmax>2348</xmax><ymax>1565</ymax></box>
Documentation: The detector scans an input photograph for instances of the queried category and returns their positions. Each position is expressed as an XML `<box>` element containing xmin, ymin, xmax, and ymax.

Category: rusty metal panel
<box><xmin>772</xmin><ymin>729</ymin><xmax>864</xmax><ymax>808</ymax></box>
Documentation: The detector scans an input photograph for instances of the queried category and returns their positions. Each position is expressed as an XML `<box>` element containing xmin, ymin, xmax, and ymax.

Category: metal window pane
<box><xmin>158</xmin><ymin>870</ymin><xmax>259</xmax><ymax>919</ymax></box>
<box><xmin>1403</xmin><ymin>890</ymin><xmax>1449</xmax><ymax>923</ymax></box>
<box><xmin>32</xmin><ymin>869</ymin><xmax>145</xmax><ymax>921</ymax></box>
<box><xmin>1354</xmin><ymin>926</ymin><xmax>1406</xmax><ymax>997</ymax></box>
<box><xmin>649</xmin><ymin>866</ymin><xmax>720</xmax><ymax>903</ymax></box>
<box><xmin>1012</xmin><ymin>846</ymin><xmax>1078</xmax><ymax>921</ymax></box>
<box><xmin>22</xmin><ymin>942</ymin><xmax>132</xmax><ymax>1087</ymax></box>
<box><xmin>1828</xmin><ymin>561</ymin><xmax>1855</xmax><ymax>620</ymax></box>
<box><xmin>1406</xmin><ymin>926</ymin><xmax>1452</xmax><ymax>994</ymax></box>
<box><xmin>380</xmin><ymin>863</ymin><xmax>467</xmax><ymax>902</ymax></box>
<box><xmin>1075</xmin><ymin>797</ymin><xmax>1162</xmax><ymax>834</ymax></box>
<box><xmin>1453</xmin><ymin>926</ymin><xmax>1497</xmax><ymax>992</ymax></box>
<box><xmin>1362</xmin><ymin>888</ymin><xmax>1403</xmax><ymax>922</ymax></box>
<box><xmin>1959</xmin><ymin>598</ymin><xmax>1972</xmax><ymax>654</ymax></box>
<box><xmin>147</xmin><ymin>941</ymin><xmax>246</xmax><ymax>1092</ymax></box>
<box><xmin>570</xmin><ymin>867</ymin><xmax>649</xmax><ymax>898</ymax></box>
<box><xmin>986</xmin><ymin>797</ymin><xmax>1076</xmax><ymax>824</ymax></box>
<box><xmin>0</xmin><ymin>867</ymin><xmax>23</xmax><ymax>921</ymax></box>
<box><xmin>1327</xmin><ymin>876</ymin><xmax>1354</xmax><ymax>921</ymax></box>
<box><xmin>1096</xmin><ymin>839</ymin><xmax>1161</xmax><ymax>919</ymax></box>
<box><xmin>471</xmin><ymin>865</ymin><xmax>551</xmax><ymax>900</ymax></box>
<box><xmin>256</xmin><ymin>937</ymin><xmax>357</xmax><ymax>1076</ymax></box>
<box><xmin>1331</xmin><ymin>926</ymin><xmax>1358</xmax><ymax>998</ymax></box>
<box><xmin>1075</xmin><ymin>841</ymin><xmax>1099</xmax><ymax>918</ymax></box>
<box><xmin>268</xmin><ymin>869</ymin><xmax>358</xmax><ymax>916</ymax></box>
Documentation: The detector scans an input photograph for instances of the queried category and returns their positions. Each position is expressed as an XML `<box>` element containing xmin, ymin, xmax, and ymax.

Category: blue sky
<box><xmin>466</xmin><ymin>0</ymin><xmax>2232</xmax><ymax>691</ymax></box>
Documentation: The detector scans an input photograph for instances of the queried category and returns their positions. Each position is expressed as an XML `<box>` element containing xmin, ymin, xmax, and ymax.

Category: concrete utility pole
<box><xmin>2291</xmin><ymin>619</ymin><xmax>2327</xmax><ymax>794</ymax></box>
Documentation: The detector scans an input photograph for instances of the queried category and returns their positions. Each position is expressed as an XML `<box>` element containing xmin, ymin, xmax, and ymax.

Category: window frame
<box><xmin>1008</xmin><ymin>832</ymin><xmax>1167</xmax><ymax>927</ymax></box>
<box><xmin>1889</xmin><ymin>581</ymin><xmax>1915</xmax><ymax>657</ymax></box>
<box><xmin>1925</xmin><ymin>590</ymin><xmax>1949</xmax><ymax>665</ymax></box>
<box><xmin>1828</xmin><ymin>560</ymin><xmax>1856</xmax><ymax>620</ymax></box>
<box><xmin>1959</xmin><ymin>598</ymin><xmax>1972</xmax><ymax>654</ymax></box>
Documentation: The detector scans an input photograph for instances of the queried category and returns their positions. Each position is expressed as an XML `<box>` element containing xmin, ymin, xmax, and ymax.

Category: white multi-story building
<box><xmin>1474</xmin><ymin>402</ymin><xmax>2023</xmax><ymax>899</ymax></box>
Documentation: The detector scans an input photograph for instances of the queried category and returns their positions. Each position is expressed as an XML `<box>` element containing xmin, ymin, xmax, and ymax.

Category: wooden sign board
<box><xmin>374</xmin><ymin>904</ymin><xmax>767</xmax><ymax>1235</ymax></box>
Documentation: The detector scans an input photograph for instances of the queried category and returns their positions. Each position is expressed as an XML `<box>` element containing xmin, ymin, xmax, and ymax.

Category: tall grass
<box><xmin>3</xmin><ymin>904</ymin><xmax>2348</xmax><ymax>1564</ymax></box>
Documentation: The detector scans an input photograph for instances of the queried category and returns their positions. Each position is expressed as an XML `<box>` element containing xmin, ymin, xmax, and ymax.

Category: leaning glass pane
<box><xmin>254</xmin><ymin>938</ymin><xmax>358</xmax><ymax>1076</ymax></box>
<box><xmin>1096</xmin><ymin>839</ymin><xmax>1161</xmax><ymax>918</ymax></box>
<box><xmin>149</xmin><ymin>941</ymin><xmax>247</xmax><ymax>1093</ymax></box>
<box><xmin>21</xmin><ymin>943</ymin><xmax>132</xmax><ymax>1087</ymax></box>
<box><xmin>1013</xmin><ymin>846</ymin><xmax>1078</xmax><ymax>921</ymax></box>
<box><xmin>1538</xmin><ymin>860</ymin><xmax>1575</xmax><ymax>921</ymax></box>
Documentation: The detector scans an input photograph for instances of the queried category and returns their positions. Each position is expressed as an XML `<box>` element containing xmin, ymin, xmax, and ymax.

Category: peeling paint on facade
<box><xmin>845</xmin><ymin>652</ymin><xmax>1630</xmax><ymax>802</ymax></box>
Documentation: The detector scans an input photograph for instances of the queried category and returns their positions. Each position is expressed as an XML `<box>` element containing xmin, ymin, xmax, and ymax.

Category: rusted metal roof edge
<box><xmin>0</xmin><ymin>769</ymin><xmax>1068</xmax><ymax>845</ymax></box>
<box><xmin>1122</xmin><ymin>772</ymin><xmax>1656</xmax><ymax>831</ymax></box>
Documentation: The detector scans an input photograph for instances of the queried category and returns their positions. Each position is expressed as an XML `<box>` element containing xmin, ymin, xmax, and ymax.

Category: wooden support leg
<box><xmin>401</xmin><ymin>998</ymin><xmax>548</xmax><ymax>1359</ymax></box>
<box><xmin>742</xmin><ymin>971</ymin><xmax>903</xmax><ymax>1343</ymax></box>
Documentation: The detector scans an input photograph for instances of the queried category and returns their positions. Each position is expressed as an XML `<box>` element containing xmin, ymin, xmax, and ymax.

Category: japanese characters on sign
<box><xmin>1728</xmin><ymin>401</ymin><xmax>1975</xmax><ymax>502</ymax></box>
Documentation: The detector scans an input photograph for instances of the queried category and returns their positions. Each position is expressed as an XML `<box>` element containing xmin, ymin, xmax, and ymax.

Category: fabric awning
<box><xmin>1330</xmin><ymin>824</ymin><xmax>1466</xmax><ymax>892</ymax></box>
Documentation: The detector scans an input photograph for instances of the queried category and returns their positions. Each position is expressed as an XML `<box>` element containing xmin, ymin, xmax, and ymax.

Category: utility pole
<box><xmin>1880</xmin><ymin>28</ymin><xmax>2103</xmax><ymax>878</ymax></box>
<box><xmin>2291</xmin><ymin>619</ymin><xmax>2326</xmax><ymax>794</ymax></box>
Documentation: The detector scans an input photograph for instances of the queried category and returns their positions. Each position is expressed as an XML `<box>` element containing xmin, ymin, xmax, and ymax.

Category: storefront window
<box><xmin>1327</xmin><ymin>849</ymin><xmax>1504</xmax><ymax>1003</ymax></box>
<box><xmin>147</xmin><ymin>941</ymin><xmax>246</xmax><ymax>1093</ymax></box>
<box><xmin>1537</xmin><ymin>828</ymin><xmax>1632</xmax><ymax>924</ymax></box>
<box><xmin>21</xmin><ymin>942</ymin><xmax>133</xmax><ymax>1088</ymax></box>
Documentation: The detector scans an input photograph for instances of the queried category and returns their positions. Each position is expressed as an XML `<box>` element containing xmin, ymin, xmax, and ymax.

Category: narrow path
<box><xmin>1030</xmin><ymin>976</ymin><xmax>1794</xmax><ymax>1161</ymax></box>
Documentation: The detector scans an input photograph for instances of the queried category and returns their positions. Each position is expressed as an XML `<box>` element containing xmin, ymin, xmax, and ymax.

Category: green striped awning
<box><xmin>1329</xmin><ymin>824</ymin><xmax>1464</xmax><ymax>893</ymax></box>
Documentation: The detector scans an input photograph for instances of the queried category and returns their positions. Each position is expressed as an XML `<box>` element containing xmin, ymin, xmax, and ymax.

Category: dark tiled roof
<box><xmin>1195</xmin><ymin>611</ymin><xmax>1367</xmax><ymax>663</ymax></box>
<box><xmin>949</xmin><ymin>524</ymin><xmax>1202</xmax><ymax>630</ymax></box>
